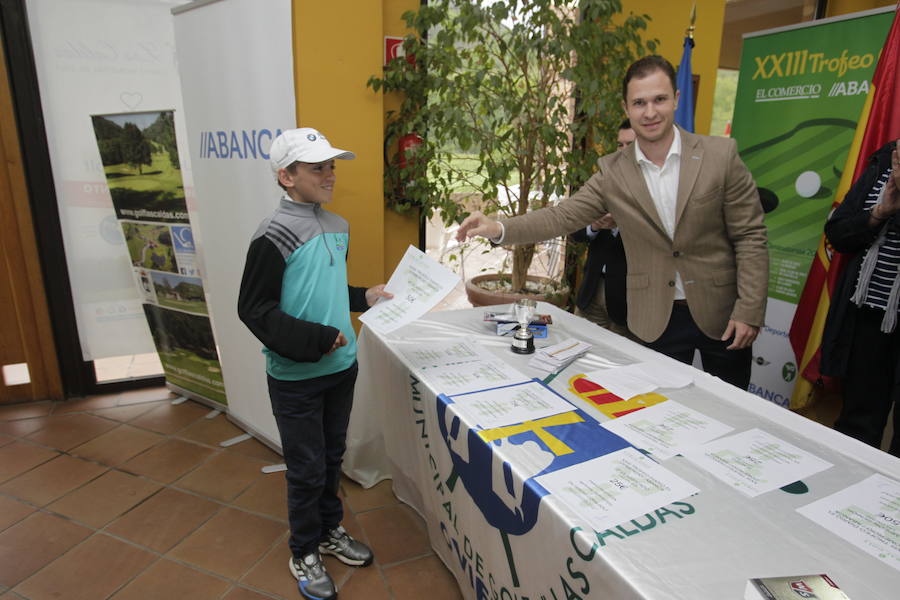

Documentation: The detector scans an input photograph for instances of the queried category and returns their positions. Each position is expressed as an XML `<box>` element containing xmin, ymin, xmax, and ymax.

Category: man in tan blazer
<box><xmin>457</xmin><ymin>56</ymin><xmax>768</xmax><ymax>389</ymax></box>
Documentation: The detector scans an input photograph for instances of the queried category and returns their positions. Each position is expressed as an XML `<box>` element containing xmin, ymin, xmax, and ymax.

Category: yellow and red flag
<box><xmin>788</xmin><ymin>6</ymin><xmax>900</xmax><ymax>409</ymax></box>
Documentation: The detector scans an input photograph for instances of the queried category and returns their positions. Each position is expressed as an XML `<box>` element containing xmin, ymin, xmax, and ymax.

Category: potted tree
<box><xmin>369</xmin><ymin>0</ymin><xmax>656</xmax><ymax>305</ymax></box>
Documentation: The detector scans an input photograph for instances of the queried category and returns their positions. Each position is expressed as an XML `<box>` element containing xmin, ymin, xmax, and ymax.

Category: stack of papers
<box><xmin>529</xmin><ymin>339</ymin><xmax>591</xmax><ymax>374</ymax></box>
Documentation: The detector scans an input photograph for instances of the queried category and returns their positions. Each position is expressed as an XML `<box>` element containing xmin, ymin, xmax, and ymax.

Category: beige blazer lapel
<box><xmin>675</xmin><ymin>129</ymin><xmax>703</xmax><ymax>229</ymax></box>
<box><xmin>617</xmin><ymin>144</ymin><xmax>668</xmax><ymax>236</ymax></box>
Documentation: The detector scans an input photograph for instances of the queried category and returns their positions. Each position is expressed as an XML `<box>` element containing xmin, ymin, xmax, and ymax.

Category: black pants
<box><xmin>835</xmin><ymin>306</ymin><xmax>900</xmax><ymax>456</ymax></box>
<box><xmin>267</xmin><ymin>363</ymin><xmax>358</xmax><ymax>558</ymax></box>
<box><xmin>645</xmin><ymin>303</ymin><xmax>752</xmax><ymax>390</ymax></box>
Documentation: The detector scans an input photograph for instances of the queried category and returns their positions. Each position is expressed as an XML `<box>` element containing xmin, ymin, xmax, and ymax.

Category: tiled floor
<box><xmin>0</xmin><ymin>387</ymin><xmax>464</xmax><ymax>600</ymax></box>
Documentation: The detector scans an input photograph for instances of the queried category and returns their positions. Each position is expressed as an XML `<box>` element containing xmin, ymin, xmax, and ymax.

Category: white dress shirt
<box><xmin>634</xmin><ymin>128</ymin><xmax>685</xmax><ymax>300</ymax></box>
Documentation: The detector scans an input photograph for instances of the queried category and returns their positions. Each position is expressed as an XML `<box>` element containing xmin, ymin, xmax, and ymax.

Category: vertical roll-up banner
<box><xmin>90</xmin><ymin>110</ymin><xmax>227</xmax><ymax>406</ymax></box>
<box><xmin>25</xmin><ymin>0</ymin><xmax>190</xmax><ymax>360</ymax></box>
<box><xmin>172</xmin><ymin>0</ymin><xmax>295</xmax><ymax>448</ymax></box>
<box><xmin>731</xmin><ymin>8</ymin><xmax>894</xmax><ymax>407</ymax></box>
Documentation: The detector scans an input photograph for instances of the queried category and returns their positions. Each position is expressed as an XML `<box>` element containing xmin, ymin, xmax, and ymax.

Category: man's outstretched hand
<box><xmin>365</xmin><ymin>284</ymin><xmax>393</xmax><ymax>307</ymax></box>
<box><xmin>456</xmin><ymin>211</ymin><xmax>502</xmax><ymax>242</ymax></box>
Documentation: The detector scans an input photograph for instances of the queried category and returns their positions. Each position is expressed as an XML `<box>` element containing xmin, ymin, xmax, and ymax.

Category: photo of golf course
<box><xmin>151</xmin><ymin>272</ymin><xmax>207</xmax><ymax>315</ymax></box>
<box><xmin>123</xmin><ymin>222</ymin><xmax>177</xmax><ymax>273</ymax></box>
<box><xmin>143</xmin><ymin>304</ymin><xmax>227</xmax><ymax>405</ymax></box>
<box><xmin>91</xmin><ymin>110</ymin><xmax>188</xmax><ymax>224</ymax></box>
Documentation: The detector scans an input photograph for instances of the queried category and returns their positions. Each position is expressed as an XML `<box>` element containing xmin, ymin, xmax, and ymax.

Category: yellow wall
<box><xmin>827</xmin><ymin>0</ymin><xmax>897</xmax><ymax>17</ymax></box>
<box><xmin>382</xmin><ymin>0</ymin><xmax>421</xmax><ymax>279</ymax></box>
<box><xmin>622</xmin><ymin>0</ymin><xmax>726</xmax><ymax>135</ymax></box>
<box><xmin>292</xmin><ymin>0</ymin><xmax>419</xmax><ymax>302</ymax></box>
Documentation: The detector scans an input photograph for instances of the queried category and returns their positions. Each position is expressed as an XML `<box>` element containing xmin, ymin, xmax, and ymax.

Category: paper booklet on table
<box><xmin>745</xmin><ymin>574</ymin><xmax>851</xmax><ymax>600</ymax></box>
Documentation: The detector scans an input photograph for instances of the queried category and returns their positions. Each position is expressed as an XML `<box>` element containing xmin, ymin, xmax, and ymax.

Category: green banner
<box><xmin>732</xmin><ymin>11</ymin><xmax>893</xmax><ymax>304</ymax></box>
<box><xmin>92</xmin><ymin>111</ymin><xmax>227</xmax><ymax>405</ymax></box>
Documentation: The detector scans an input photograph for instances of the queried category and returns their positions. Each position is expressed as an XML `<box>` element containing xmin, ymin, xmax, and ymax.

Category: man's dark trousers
<box><xmin>267</xmin><ymin>362</ymin><xmax>358</xmax><ymax>558</ymax></box>
<box><xmin>645</xmin><ymin>303</ymin><xmax>752</xmax><ymax>390</ymax></box>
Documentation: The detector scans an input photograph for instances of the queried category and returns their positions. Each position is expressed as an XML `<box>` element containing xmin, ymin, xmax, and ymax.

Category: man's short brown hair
<box><xmin>622</xmin><ymin>55</ymin><xmax>677</xmax><ymax>100</ymax></box>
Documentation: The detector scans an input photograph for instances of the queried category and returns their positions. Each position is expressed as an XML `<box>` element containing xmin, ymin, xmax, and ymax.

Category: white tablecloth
<box><xmin>344</xmin><ymin>303</ymin><xmax>900</xmax><ymax>599</ymax></box>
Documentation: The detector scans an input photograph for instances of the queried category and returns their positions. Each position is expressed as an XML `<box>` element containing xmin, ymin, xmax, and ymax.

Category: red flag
<box><xmin>789</xmin><ymin>6</ymin><xmax>900</xmax><ymax>409</ymax></box>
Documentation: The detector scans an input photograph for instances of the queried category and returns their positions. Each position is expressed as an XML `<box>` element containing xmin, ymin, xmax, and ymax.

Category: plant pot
<box><xmin>464</xmin><ymin>273</ymin><xmax>569</xmax><ymax>308</ymax></box>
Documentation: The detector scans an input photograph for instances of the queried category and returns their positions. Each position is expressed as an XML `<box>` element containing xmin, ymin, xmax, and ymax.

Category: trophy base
<box><xmin>510</xmin><ymin>334</ymin><xmax>535</xmax><ymax>354</ymax></box>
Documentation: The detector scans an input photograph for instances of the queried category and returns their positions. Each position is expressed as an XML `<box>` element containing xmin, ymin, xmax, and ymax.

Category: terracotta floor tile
<box><xmin>222</xmin><ymin>586</ymin><xmax>279</xmax><ymax>600</ymax></box>
<box><xmin>53</xmin><ymin>394</ymin><xmax>120</xmax><ymax>414</ymax></box>
<box><xmin>240</xmin><ymin>535</ymin><xmax>302</xmax><ymax>599</ymax></box>
<box><xmin>383</xmin><ymin>554</ymin><xmax>463</xmax><ymax>600</ymax></box>
<box><xmin>91</xmin><ymin>402</ymin><xmax>164</xmax><ymax>423</ymax></box>
<box><xmin>338</xmin><ymin>565</ymin><xmax>392</xmax><ymax>600</ymax></box>
<box><xmin>0</xmin><ymin>496</ymin><xmax>35</xmax><ymax>532</ymax></box>
<box><xmin>117</xmin><ymin>387</ymin><xmax>176</xmax><ymax>406</ymax></box>
<box><xmin>0</xmin><ymin>402</ymin><xmax>51</xmax><ymax>422</ymax></box>
<box><xmin>47</xmin><ymin>470</ymin><xmax>160</xmax><ymax>528</ymax></box>
<box><xmin>175</xmin><ymin>414</ymin><xmax>245</xmax><ymax>446</ymax></box>
<box><xmin>226</xmin><ymin>437</ymin><xmax>283</xmax><ymax>463</ymax></box>
<box><xmin>121</xmin><ymin>438</ymin><xmax>215</xmax><ymax>484</ymax></box>
<box><xmin>24</xmin><ymin>413</ymin><xmax>118</xmax><ymax>452</ymax></box>
<box><xmin>175</xmin><ymin>451</ymin><xmax>265</xmax><ymax>502</ymax></box>
<box><xmin>0</xmin><ymin>455</ymin><xmax>107</xmax><ymax>506</ymax></box>
<box><xmin>232</xmin><ymin>472</ymin><xmax>288</xmax><ymax>520</ymax></box>
<box><xmin>71</xmin><ymin>424</ymin><xmax>164</xmax><ymax>466</ymax></box>
<box><xmin>15</xmin><ymin>533</ymin><xmax>155</xmax><ymax>600</ymax></box>
<box><xmin>109</xmin><ymin>558</ymin><xmax>230</xmax><ymax>600</ymax></box>
<box><xmin>129</xmin><ymin>401</ymin><xmax>209</xmax><ymax>434</ymax></box>
<box><xmin>106</xmin><ymin>487</ymin><xmax>219</xmax><ymax>553</ymax></box>
<box><xmin>0</xmin><ymin>417</ymin><xmax>51</xmax><ymax>438</ymax></box>
<box><xmin>0</xmin><ymin>512</ymin><xmax>92</xmax><ymax>587</ymax></box>
<box><xmin>168</xmin><ymin>507</ymin><xmax>284</xmax><ymax>579</ymax></box>
<box><xmin>356</xmin><ymin>504</ymin><xmax>432</xmax><ymax>565</ymax></box>
<box><xmin>341</xmin><ymin>476</ymin><xmax>400</xmax><ymax>514</ymax></box>
<box><xmin>0</xmin><ymin>442</ymin><xmax>59</xmax><ymax>484</ymax></box>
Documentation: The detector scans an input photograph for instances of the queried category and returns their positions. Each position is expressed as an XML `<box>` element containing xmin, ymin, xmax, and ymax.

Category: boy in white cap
<box><xmin>238</xmin><ymin>127</ymin><xmax>391</xmax><ymax>600</ymax></box>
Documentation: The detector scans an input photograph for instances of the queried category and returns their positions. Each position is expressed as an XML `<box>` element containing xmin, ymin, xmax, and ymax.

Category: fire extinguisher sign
<box><xmin>384</xmin><ymin>36</ymin><xmax>405</xmax><ymax>66</ymax></box>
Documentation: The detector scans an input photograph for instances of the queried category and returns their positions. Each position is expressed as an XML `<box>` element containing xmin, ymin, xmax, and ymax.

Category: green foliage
<box><xmin>368</xmin><ymin>0</ymin><xmax>655</xmax><ymax>290</ymax></box>
<box><xmin>144</xmin><ymin>111</ymin><xmax>181</xmax><ymax>169</ymax></box>
<box><xmin>121</xmin><ymin>123</ymin><xmax>152</xmax><ymax>175</ymax></box>
<box><xmin>710</xmin><ymin>68</ymin><xmax>739</xmax><ymax>137</ymax></box>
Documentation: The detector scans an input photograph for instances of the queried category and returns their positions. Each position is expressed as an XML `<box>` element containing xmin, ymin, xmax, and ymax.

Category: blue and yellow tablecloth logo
<box><xmin>437</xmin><ymin>381</ymin><xmax>630</xmax><ymax>536</ymax></box>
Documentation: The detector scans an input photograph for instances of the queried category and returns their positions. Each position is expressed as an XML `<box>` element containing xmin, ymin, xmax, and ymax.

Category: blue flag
<box><xmin>675</xmin><ymin>37</ymin><xmax>695</xmax><ymax>132</ymax></box>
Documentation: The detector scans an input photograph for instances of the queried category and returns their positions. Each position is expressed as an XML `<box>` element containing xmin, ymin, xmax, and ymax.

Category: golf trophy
<box><xmin>510</xmin><ymin>298</ymin><xmax>537</xmax><ymax>354</ymax></box>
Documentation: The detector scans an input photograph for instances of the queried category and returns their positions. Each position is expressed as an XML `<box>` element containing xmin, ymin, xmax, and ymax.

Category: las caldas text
<box><xmin>411</xmin><ymin>375</ymin><xmax>697</xmax><ymax>599</ymax></box>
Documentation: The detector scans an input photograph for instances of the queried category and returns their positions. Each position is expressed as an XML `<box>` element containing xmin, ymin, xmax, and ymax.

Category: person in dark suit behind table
<box><xmin>455</xmin><ymin>55</ymin><xmax>768</xmax><ymax>390</ymax></box>
<box><xmin>570</xmin><ymin>119</ymin><xmax>634</xmax><ymax>337</ymax></box>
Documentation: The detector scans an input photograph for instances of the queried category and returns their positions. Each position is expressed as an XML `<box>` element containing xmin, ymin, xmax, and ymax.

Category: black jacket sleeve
<box><xmin>826</xmin><ymin>141</ymin><xmax>896</xmax><ymax>254</ymax></box>
<box><xmin>237</xmin><ymin>236</ymin><xmax>339</xmax><ymax>363</ymax></box>
<box><xmin>348</xmin><ymin>286</ymin><xmax>369</xmax><ymax>313</ymax></box>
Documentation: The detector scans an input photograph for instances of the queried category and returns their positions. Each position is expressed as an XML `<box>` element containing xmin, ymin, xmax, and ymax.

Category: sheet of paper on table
<box><xmin>600</xmin><ymin>399</ymin><xmax>734</xmax><ymax>460</ymax></box>
<box><xmin>399</xmin><ymin>340</ymin><xmax>531</xmax><ymax>396</ymax></box>
<box><xmin>449</xmin><ymin>380</ymin><xmax>574</xmax><ymax>429</ymax></box>
<box><xmin>797</xmin><ymin>473</ymin><xmax>900</xmax><ymax>572</ymax></box>
<box><xmin>535</xmin><ymin>447</ymin><xmax>699</xmax><ymax>533</ymax></box>
<box><xmin>359</xmin><ymin>245</ymin><xmax>460</xmax><ymax>334</ymax></box>
<box><xmin>399</xmin><ymin>339</ymin><xmax>494</xmax><ymax>370</ymax></box>
<box><xmin>582</xmin><ymin>360</ymin><xmax>694</xmax><ymax>399</ymax></box>
<box><xmin>681</xmin><ymin>428</ymin><xmax>833</xmax><ymax>497</ymax></box>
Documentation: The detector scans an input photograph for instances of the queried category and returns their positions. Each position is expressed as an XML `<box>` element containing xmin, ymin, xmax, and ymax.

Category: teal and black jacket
<box><xmin>238</xmin><ymin>197</ymin><xmax>368</xmax><ymax>381</ymax></box>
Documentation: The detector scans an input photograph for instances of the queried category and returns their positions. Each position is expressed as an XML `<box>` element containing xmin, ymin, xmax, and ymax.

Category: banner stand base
<box><xmin>166</xmin><ymin>383</ymin><xmax>225</xmax><ymax>412</ymax></box>
<box><xmin>220</xmin><ymin>433</ymin><xmax>252</xmax><ymax>447</ymax></box>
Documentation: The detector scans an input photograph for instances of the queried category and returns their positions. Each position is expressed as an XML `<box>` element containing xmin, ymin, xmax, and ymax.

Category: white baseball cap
<box><xmin>269</xmin><ymin>128</ymin><xmax>355</xmax><ymax>174</ymax></box>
